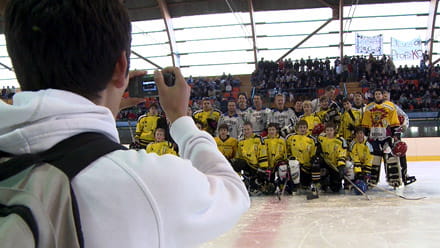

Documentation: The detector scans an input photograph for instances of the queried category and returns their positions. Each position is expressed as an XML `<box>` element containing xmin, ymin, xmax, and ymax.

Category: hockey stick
<box><xmin>368</xmin><ymin>183</ymin><xmax>426</xmax><ymax>200</ymax></box>
<box><xmin>127</xmin><ymin>120</ymin><xmax>136</xmax><ymax>144</ymax></box>
<box><xmin>276</xmin><ymin>178</ymin><xmax>289</xmax><ymax>201</ymax></box>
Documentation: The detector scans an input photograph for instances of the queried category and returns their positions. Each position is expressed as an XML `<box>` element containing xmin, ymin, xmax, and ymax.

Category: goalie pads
<box><xmin>276</xmin><ymin>161</ymin><xmax>289</xmax><ymax>181</ymax></box>
<box><xmin>345</xmin><ymin>160</ymin><xmax>355</xmax><ymax>180</ymax></box>
<box><xmin>288</xmin><ymin>159</ymin><xmax>300</xmax><ymax>184</ymax></box>
<box><xmin>385</xmin><ymin>155</ymin><xmax>403</xmax><ymax>188</ymax></box>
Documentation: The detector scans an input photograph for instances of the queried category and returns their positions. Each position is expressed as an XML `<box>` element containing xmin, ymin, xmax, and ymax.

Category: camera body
<box><xmin>127</xmin><ymin>73</ymin><xmax>175</xmax><ymax>98</ymax></box>
<box><xmin>128</xmin><ymin>75</ymin><xmax>158</xmax><ymax>98</ymax></box>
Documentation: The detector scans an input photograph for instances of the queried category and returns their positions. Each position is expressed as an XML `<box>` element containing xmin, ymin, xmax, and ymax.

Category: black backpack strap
<box><xmin>0</xmin><ymin>132</ymin><xmax>127</xmax><ymax>248</ymax></box>
<box><xmin>45</xmin><ymin>132</ymin><xmax>127</xmax><ymax>179</ymax></box>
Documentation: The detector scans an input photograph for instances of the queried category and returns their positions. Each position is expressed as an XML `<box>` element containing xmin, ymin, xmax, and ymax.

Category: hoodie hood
<box><xmin>0</xmin><ymin>89</ymin><xmax>119</xmax><ymax>154</ymax></box>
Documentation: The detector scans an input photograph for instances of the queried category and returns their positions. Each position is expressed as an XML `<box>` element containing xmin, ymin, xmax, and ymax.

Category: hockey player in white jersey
<box><xmin>269</xmin><ymin>94</ymin><xmax>299</xmax><ymax>137</ymax></box>
<box><xmin>244</xmin><ymin>94</ymin><xmax>272</xmax><ymax>136</ymax></box>
<box><xmin>217</xmin><ymin>100</ymin><xmax>244</xmax><ymax>139</ymax></box>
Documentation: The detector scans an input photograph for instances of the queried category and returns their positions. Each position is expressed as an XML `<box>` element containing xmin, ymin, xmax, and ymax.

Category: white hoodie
<box><xmin>0</xmin><ymin>89</ymin><xmax>250</xmax><ymax>248</ymax></box>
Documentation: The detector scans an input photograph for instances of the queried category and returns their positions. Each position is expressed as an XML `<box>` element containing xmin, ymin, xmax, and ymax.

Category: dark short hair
<box><xmin>354</xmin><ymin>126</ymin><xmax>365</xmax><ymax>134</ymax></box>
<box><xmin>5</xmin><ymin>0</ymin><xmax>131</xmax><ymax>100</ymax></box>
<box><xmin>374</xmin><ymin>88</ymin><xmax>384</xmax><ymax>94</ymax></box>
<box><xmin>325</xmin><ymin>122</ymin><xmax>336</xmax><ymax>129</ymax></box>
<box><xmin>218</xmin><ymin>123</ymin><xmax>229</xmax><ymax>131</ymax></box>
<box><xmin>243</xmin><ymin>121</ymin><xmax>253</xmax><ymax>128</ymax></box>
<box><xmin>297</xmin><ymin>120</ymin><xmax>308</xmax><ymax>128</ymax></box>
<box><xmin>342</xmin><ymin>98</ymin><xmax>351</xmax><ymax>103</ymax></box>
<box><xmin>267</xmin><ymin>122</ymin><xmax>279</xmax><ymax>130</ymax></box>
<box><xmin>325</xmin><ymin>85</ymin><xmax>336</xmax><ymax>92</ymax></box>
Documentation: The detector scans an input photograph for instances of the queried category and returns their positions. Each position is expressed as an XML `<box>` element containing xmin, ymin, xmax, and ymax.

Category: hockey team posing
<box><xmin>137</xmin><ymin>87</ymin><xmax>416</xmax><ymax>197</ymax></box>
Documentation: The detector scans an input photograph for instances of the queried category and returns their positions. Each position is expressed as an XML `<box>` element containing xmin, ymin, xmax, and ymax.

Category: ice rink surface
<box><xmin>199</xmin><ymin>161</ymin><xmax>440</xmax><ymax>248</ymax></box>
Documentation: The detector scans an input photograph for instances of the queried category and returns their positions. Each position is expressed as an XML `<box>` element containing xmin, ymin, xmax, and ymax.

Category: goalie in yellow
<box><xmin>361</xmin><ymin>88</ymin><xmax>401</xmax><ymax>187</ymax></box>
<box><xmin>146</xmin><ymin>128</ymin><xmax>177</xmax><ymax>156</ymax></box>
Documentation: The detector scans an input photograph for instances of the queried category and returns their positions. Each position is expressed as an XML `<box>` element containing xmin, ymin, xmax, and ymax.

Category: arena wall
<box><xmin>404</xmin><ymin>137</ymin><xmax>440</xmax><ymax>161</ymax></box>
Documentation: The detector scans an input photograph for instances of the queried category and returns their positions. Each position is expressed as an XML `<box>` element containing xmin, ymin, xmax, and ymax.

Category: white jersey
<box><xmin>217</xmin><ymin>113</ymin><xmax>244</xmax><ymax>139</ymax></box>
<box><xmin>269</xmin><ymin>108</ymin><xmax>298</xmax><ymax>128</ymax></box>
<box><xmin>244</xmin><ymin>107</ymin><xmax>271</xmax><ymax>135</ymax></box>
<box><xmin>236</xmin><ymin>107</ymin><xmax>248</xmax><ymax>121</ymax></box>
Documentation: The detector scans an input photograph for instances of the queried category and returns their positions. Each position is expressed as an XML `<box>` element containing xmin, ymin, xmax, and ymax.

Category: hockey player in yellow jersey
<box><xmin>317</xmin><ymin>122</ymin><xmax>347</xmax><ymax>192</ymax></box>
<box><xmin>286</xmin><ymin>120</ymin><xmax>319</xmax><ymax>190</ymax></box>
<box><xmin>264</xmin><ymin>123</ymin><xmax>287</xmax><ymax>169</ymax></box>
<box><xmin>339</xmin><ymin>98</ymin><xmax>362</xmax><ymax>142</ymax></box>
<box><xmin>214</xmin><ymin>124</ymin><xmax>238</xmax><ymax>161</ymax></box>
<box><xmin>193</xmin><ymin>98</ymin><xmax>221</xmax><ymax>136</ymax></box>
<box><xmin>349</xmin><ymin>127</ymin><xmax>373</xmax><ymax>185</ymax></box>
<box><xmin>135</xmin><ymin>103</ymin><xmax>161</xmax><ymax>149</ymax></box>
<box><xmin>234</xmin><ymin>122</ymin><xmax>270</xmax><ymax>195</ymax></box>
<box><xmin>314</xmin><ymin>95</ymin><xmax>341</xmax><ymax>127</ymax></box>
<box><xmin>146</xmin><ymin>128</ymin><xmax>178</xmax><ymax>156</ymax></box>
<box><xmin>299</xmin><ymin>100</ymin><xmax>320</xmax><ymax>136</ymax></box>
<box><xmin>361</xmin><ymin>89</ymin><xmax>401</xmax><ymax>187</ymax></box>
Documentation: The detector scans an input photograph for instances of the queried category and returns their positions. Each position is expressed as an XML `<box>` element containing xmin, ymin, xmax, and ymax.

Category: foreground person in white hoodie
<box><xmin>0</xmin><ymin>0</ymin><xmax>250</xmax><ymax>247</ymax></box>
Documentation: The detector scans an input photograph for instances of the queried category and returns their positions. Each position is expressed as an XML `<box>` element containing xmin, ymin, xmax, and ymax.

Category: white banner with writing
<box><xmin>391</xmin><ymin>37</ymin><xmax>423</xmax><ymax>61</ymax></box>
<box><xmin>355</xmin><ymin>34</ymin><xmax>383</xmax><ymax>55</ymax></box>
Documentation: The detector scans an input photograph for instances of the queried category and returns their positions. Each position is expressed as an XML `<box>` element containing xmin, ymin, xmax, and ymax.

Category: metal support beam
<box><xmin>157</xmin><ymin>0</ymin><xmax>180</xmax><ymax>67</ymax></box>
<box><xmin>276</xmin><ymin>18</ymin><xmax>333</xmax><ymax>62</ymax></box>
<box><xmin>132</xmin><ymin>50</ymin><xmax>163</xmax><ymax>69</ymax></box>
<box><xmin>248</xmin><ymin>0</ymin><xmax>258</xmax><ymax>70</ymax></box>
<box><xmin>426</xmin><ymin>0</ymin><xmax>439</xmax><ymax>66</ymax></box>
<box><xmin>339</xmin><ymin>0</ymin><xmax>344</xmax><ymax>61</ymax></box>
<box><xmin>0</xmin><ymin>62</ymin><xmax>13</xmax><ymax>71</ymax></box>
<box><xmin>433</xmin><ymin>57</ymin><xmax>440</xmax><ymax>66</ymax></box>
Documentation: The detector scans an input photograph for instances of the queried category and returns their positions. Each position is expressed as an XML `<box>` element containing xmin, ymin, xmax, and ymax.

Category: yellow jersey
<box><xmin>237</xmin><ymin>135</ymin><xmax>269</xmax><ymax>169</ymax></box>
<box><xmin>264</xmin><ymin>136</ymin><xmax>287</xmax><ymax>169</ymax></box>
<box><xmin>135</xmin><ymin>114</ymin><xmax>160</xmax><ymax>146</ymax></box>
<box><xmin>214</xmin><ymin>136</ymin><xmax>238</xmax><ymax>160</ymax></box>
<box><xmin>318</xmin><ymin>136</ymin><xmax>347</xmax><ymax>168</ymax></box>
<box><xmin>146</xmin><ymin>141</ymin><xmax>177</xmax><ymax>156</ymax></box>
<box><xmin>339</xmin><ymin>108</ymin><xmax>362</xmax><ymax>141</ymax></box>
<box><xmin>286</xmin><ymin>134</ymin><xmax>316</xmax><ymax>167</ymax></box>
<box><xmin>361</xmin><ymin>100</ymin><xmax>400</xmax><ymax>140</ymax></box>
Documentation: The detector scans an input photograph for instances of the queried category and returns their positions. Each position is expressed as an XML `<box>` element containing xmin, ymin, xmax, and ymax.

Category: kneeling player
<box><xmin>349</xmin><ymin>127</ymin><xmax>373</xmax><ymax>192</ymax></box>
<box><xmin>233</xmin><ymin>122</ymin><xmax>270</xmax><ymax>195</ymax></box>
<box><xmin>286</xmin><ymin>120</ymin><xmax>318</xmax><ymax>192</ymax></box>
<box><xmin>214</xmin><ymin>124</ymin><xmax>238</xmax><ymax>162</ymax></box>
<box><xmin>317</xmin><ymin>122</ymin><xmax>347</xmax><ymax>192</ymax></box>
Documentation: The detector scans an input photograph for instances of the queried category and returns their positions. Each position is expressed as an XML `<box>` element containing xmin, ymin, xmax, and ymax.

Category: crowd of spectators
<box><xmin>251</xmin><ymin>54</ymin><xmax>440</xmax><ymax>112</ymax></box>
